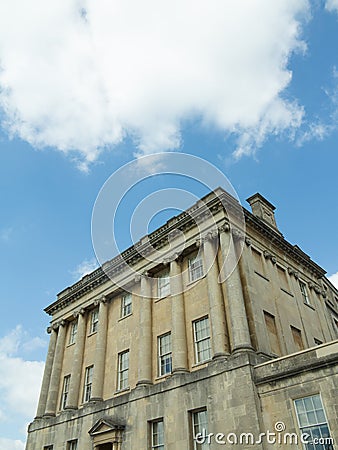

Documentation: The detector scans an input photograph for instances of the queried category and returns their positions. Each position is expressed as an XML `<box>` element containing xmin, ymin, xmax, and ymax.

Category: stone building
<box><xmin>26</xmin><ymin>188</ymin><xmax>338</xmax><ymax>450</ymax></box>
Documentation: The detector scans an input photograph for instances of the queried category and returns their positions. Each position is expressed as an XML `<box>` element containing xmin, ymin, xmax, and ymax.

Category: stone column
<box><xmin>44</xmin><ymin>320</ymin><xmax>67</xmax><ymax>416</ymax></box>
<box><xmin>35</xmin><ymin>326</ymin><xmax>57</xmax><ymax>418</ymax></box>
<box><xmin>170</xmin><ymin>257</ymin><xmax>189</xmax><ymax>373</ymax></box>
<box><xmin>137</xmin><ymin>274</ymin><xmax>153</xmax><ymax>385</ymax></box>
<box><xmin>91</xmin><ymin>296</ymin><xmax>108</xmax><ymax>401</ymax></box>
<box><xmin>203</xmin><ymin>232</ymin><xmax>229</xmax><ymax>358</ymax></box>
<box><xmin>66</xmin><ymin>308</ymin><xmax>86</xmax><ymax>409</ymax></box>
<box><xmin>219</xmin><ymin>226</ymin><xmax>253</xmax><ymax>353</ymax></box>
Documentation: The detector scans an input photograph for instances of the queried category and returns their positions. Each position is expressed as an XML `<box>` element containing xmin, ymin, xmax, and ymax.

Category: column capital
<box><xmin>73</xmin><ymin>308</ymin><xmax>86</xmax><ymax>318</ymax></box>
<box><xmin>218</xmin><ymin>222</ymin><xmax>230</xmax><ymax>234</ymax></box>
<box><xmin>203</xmin><ymin>229</ymin><xmax>219</xmax><ymax>242</ymax></box>
<box><xmin>46</xmin><ymin>326</ymin><xmax>52</xmax><ymax>334</ymax></box>
<box><xmin>134</xmin><ymin>274</ymin><xmax>141</xmax><ymax>283</ymax></box>
<box><xmin>231</xmin><ymin>228</ymin><xmax>245</xmax><ymax>241</ymax></box>
<box><xmin>245</xmin><ymin>237</ymin><xmax>252</xmax><ymax>247</ymax></box>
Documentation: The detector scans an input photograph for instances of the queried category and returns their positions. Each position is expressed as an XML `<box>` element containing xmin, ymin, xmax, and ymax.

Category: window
<box><xmin>252</xmin><ymin>248</ymin><xmax>264</xmax><ymax>276</ymax></box>
<box><xmin>121</xmin><ymin>293</ymin><xmax>132</xmax><ymax>317</ymax></box>
<box><xmin>158</xmin><ymin>333</ymin><xmax>172</xmax><ymax>376</ymax></box>
<box><xmin>67</xmin><ymin>441</ymin><xmax>78</xmax><ymax>450</ymax></box>
<box><xmin>192</xmin><ymin>409</ymin><xmax>209</xmax><ymax>450</ymax></box>
<box><xmin>90</xmin><ymin>308</ymin><xmax>99</xmax><ymax>333</ymax></box>
<box><xmin>69</xmin><ymin>320</ymin><xmax>78</xmax><ymax>345</ymax></box>
<box><xmin>118</xmin><ymin>350</ymin><xmax>129</xmax><ymax>390</ymax></box>
<box><xmin>44</xmin><ymin>446</ymin><xmax>53</xmax><ymax>450</ymax></box>
<box><xmin>277</xmin><ymin>265</ymin><xmax>289</xmax><ymax>291</ymax></box>
<box><xmin>291</xmin><ymin>326</ymin><xmax>304</xmax><ymax>352</ymax></box>
<box><xmin>300</xmin><ymin>281</ymin><xmax>310</xmax><ymax>305</ymax></box>
<box><xmin>158</xmin><ymin>272</ymin><xmax>170</xmax><ymax>298</ymax></box>
<box><xmin>314</xmin><ymin>338</ymin><xmax>323</xmax><ymax>346</ymax></box>
<box><xmin>294</xmin><ymin>394</ymin><xmax>333</xmax><ymax>449</ymax></box>
<box><xmin>83</xmin><ymin>366</ymin><xmax>93</xmax><ymax>403</ymax></box>
<box><xmin>264</xmin><ymin>311</ymin><xmax>281</xmax><ymax>356</ymax></box>
<box><xmin>189</xmin><ymin>255</ymin><xmax>203</xmax><ymax>282</ymax></box>
<box><xmin>151</xmin><ymin>419</ymin><xmax>164</xmax><ymax>450</ymax></box>
<box><xmin>60</xmin><ymin>375</ymin><xmax>70</xmax><ymax>409</ymax></box>
<box><xmin>193</xmin><ymin>317</ymin><xmax>211</xmax><ymax>363</ymax></box>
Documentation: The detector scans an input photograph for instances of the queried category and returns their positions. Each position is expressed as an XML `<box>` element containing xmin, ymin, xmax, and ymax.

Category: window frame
<box><xmin>69</xmin><ymin>320</ymin><xmax>78</xmax><ymax>345</ymax></box>
<box><xmin>83</xmin><ymin>365</ymin><xmax>93</xmax><ymax>403</ymax></box>
<box><xmin>294</xmin><ymin>394</ymin><xmax>333</xmax><ymax>449</ymax></box>
<box><xmin>299</xmin><ymin>280</ymin><xmax>310</xmax><ymax>305</ymax></box>
<box><xmin>90</xmin><ymin>308</ymin><xmax>99</xmax><ymax>334</ymax></box>
<box><xmin>191</xmin><ymin>408</ymin><xmax>209</xmax><ymax>450</ymax></box>
<box><xmin>117</xmin><ymin>350</ymin><xmax>129</xmax><ymax>391</ymax></box>
<box><xmin>67</xmin><ymin>440</ymin><xmax>78</xmax><ymax>450</ymax></box>
<box><xmin>158</xmin><ymin>333</ymin><xmax>172</xmax><ymax>377</ymax></box>
<box><xmin>150</xmin><ymin>419</ymin><xmax>164</xmax><ymax>450</ymax></box>
<box><xmin>121</xmin><ymin>293</ymin><xmax>132</xmax><ymax>318</ymax></box>
<box><xmin>60</xmin><ymin>374</ymin><xmax>71</xmax><ymax>410</ymax></box>
<box><xmin>188</xmin><ymin>254</ymin><xmax>204</xmax><ymax>282</ymax></box>
<box><xmin>158</xmin><ymin>271</ymin><xmax>170</xmax><ymax>298</ymax></box>
<box><xmin>193</xmin><ymin>316</ymin><xmax>211</xmax><ymax>364</ymax></box>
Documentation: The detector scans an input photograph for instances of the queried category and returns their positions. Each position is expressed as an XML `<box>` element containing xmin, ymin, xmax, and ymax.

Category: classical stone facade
<box><xmin>26</xmin><ymin>189</ymin><xmax>338</xmax><ymax>450</ymax></box>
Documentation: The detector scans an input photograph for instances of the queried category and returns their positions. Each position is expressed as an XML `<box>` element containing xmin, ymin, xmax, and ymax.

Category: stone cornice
<box><xmin>244</xmin><ymin>210</ymin><xmax>326</xmax><ymax>279</ymax></box>
<box><xmin>45</xmin><ymin>188</ymin><xmax>327</xmax><ymax>316</ymax></box>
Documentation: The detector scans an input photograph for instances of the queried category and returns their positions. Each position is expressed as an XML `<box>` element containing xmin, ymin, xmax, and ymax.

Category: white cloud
<box><xmin>0</xmin><ymin>0</ymin><xmax>309</xmax><ymax>168</ymax></box>
<box><xmin>0</xmin><ymin>438</ymin><xmax>25</xmax><ymax>450</ymax></box>
<box><xmin>71</xmin><ymin>257</ymin><xmax>99</xmax><ymax>280</ymax></box>
<box><xmin>326</xmin><ymin>0</ymin><xmax>338</xmax><ymax>13</ymax></box>
<box><xmin>328</xmin><ymin>272</ymin><xmax>338</xmax><ymax>289</ymax></box>
<box><xmin>0</xmin><ymin>326</ymin><xmax>45</xmax><ymax>443</ymax></box>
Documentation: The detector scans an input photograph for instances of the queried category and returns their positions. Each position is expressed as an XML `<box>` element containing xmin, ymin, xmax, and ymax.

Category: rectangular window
<box><xmin>90</xmin><ymin>308</ymin><xmax>99</xmax><ymax>333</ymax></box>
<box><xmin>264</xmin><ymin>311</ymin><xmax>281</xmax><ymax>356</ymax></box>
<box><xmin>118</xmin><ymin>350</ymin><xmax>129</xmax><ymax>390</ymax></box>
<box><xmin>252</xmin><ymin>248</ymin><xmax>264</xmax><ymax>275</ymax></box>
<box><xmin>44</xmin><ymin>446</ymin><xmax>53</xmax><ymax>450</ymax></box>
<box><xmin>158</xmin><ymin>333</ymin><xmax>172</xmax><ymax>376</ymax></box>
<box><xmin>69</xmin><ymin>320</ymin><xmax>78</xmax><ymax>345</ymax></box>
<box><xmin>83</xmin><ymin>365</ymin><xmax>93</xmax><ymax>403</ymax></box>
<box><xmin>192</xmin><ymin>409</ymin><xmax>209</xmax><ymax>450</ymax></box>
<box><xmin>294</xmin><ymin>394</ymin><xmax>333</xmax><ymax>450</ymax></box>
<box><xmin>189</xmin><ymin>255</ymin><xmax>204</xmax><ymax>282</ymax></box>
<box><xmin>151</xmin><ymin>419</ymin><xmax>164</xmax><ymax>450</ymax></box>
<box><xmin>277</xmin><ymin>265</ymin><xmax>289</xmax><ymax>291</ymax></box>
<box><xmin>193</xmin><ymin>317</ymin><xmax>211</xmax><ymax>363</ymax></box>
<box><xmin>300</xmin><ymin>281</ymin><xmax>310</xmax><ymax>305</ymax></box>
<box><xmin>60</xmin><ymin>374</ymin><xmax>70</xmax><ymax>409</ymax></box>
<box><xmin>158</xmin><ymin>272</ymin><xmax>170</xmax><ymax>298</ymax></box>
<box><xmin>121</xmin><ymin>293</ymin><xmax>132</xmax><ymax>317</ymax></box>
<box><xmin>314</xmin><ymin>338</ymin><xmax>323</xmax><ymax>346</ymax></box>
<box><xmin>67</xmin><ymin>441</ymin><xmax>78</xmax><ymax>450</ymax></box>
<box><xmin>291</xmin><ymin>326</ymin><xmax>304</xmax><ymax>352</ymax></box>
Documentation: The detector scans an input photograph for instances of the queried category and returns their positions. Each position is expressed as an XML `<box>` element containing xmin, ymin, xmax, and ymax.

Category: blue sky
<box><xmin>0</xmin><ymin>1</ymin><xmax>338</xmax><ymax>448</ymax></box>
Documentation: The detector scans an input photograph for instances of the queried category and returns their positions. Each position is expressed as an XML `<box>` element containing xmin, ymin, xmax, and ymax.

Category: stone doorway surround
<box><xmin>88</xmin><ymin>417</ymin><xmax>125</xmax><ymax>450</ymax></box>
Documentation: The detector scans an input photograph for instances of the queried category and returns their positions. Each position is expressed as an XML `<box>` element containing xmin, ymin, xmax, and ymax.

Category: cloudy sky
<box><xmin>0</xmin><ymin>1</ymin><xmax>338</xmax><ymax>447</ymax></box>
